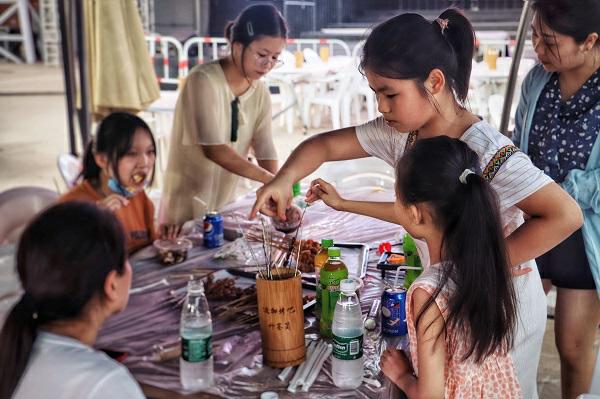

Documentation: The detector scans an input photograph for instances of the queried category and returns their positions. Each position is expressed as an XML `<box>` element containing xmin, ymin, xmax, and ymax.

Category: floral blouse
<box><xmin>528</xmin><ymin>68</ymin><xmax>600</xmax><ymax>183</ymax></box>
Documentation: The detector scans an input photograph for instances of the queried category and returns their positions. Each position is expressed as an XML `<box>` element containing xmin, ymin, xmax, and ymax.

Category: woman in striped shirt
<box><xmin>251</xmin><ymin>8</ymin><xmax>582</xmax><ymax>398</ymax></box>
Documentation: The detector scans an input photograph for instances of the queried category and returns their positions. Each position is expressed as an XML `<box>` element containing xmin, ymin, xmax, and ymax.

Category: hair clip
<box><xmin>247</xmin><ymin>22</ymin><xmax>254</xmax><ymax>37</ymax></box>
<box><xmin>435</xmin><ymin>18</ymin><xmax>449</xmax><ymax>34</ymax></box>
<box><xmin>459</xmin><ymin>169</ymin><xmax>476</xmax><ymax>184</ymax></box>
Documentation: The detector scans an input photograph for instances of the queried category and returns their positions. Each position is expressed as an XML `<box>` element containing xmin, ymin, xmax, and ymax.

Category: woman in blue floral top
<box><xmin>513</xmin><ymin>0</ymin><xmax>600</xmax><ymax>397</ymax></box>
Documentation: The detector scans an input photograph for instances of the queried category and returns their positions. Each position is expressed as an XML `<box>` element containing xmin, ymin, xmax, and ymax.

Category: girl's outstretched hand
<box><xmin>97</xmin><ymin>194</ymin><xmax>129</xmax><ymax>212</ymax></box>
<box><xmin>250</xmin><ymin>178</ymin><xmax>293</xmax><ymax>220</ymax></box>
<box><xmin>380</xmin><ymin>348</ymin><xmax>412</xmax><ymax>386</ymax></box>
<box><xmin>307</xmin><ymin>178</ymin><xmax>344</xmax><ymax>210</ymax></box>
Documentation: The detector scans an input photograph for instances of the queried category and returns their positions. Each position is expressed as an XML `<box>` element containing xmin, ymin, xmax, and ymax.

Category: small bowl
<box><xmin>271</xmin><ymin>204</ymin><xmax>302</xmax><ymax>233</ymax></box>
<box><xmin>153</xmin><ymin>238</ymin><xmax>193</xmax><ymax>265</ymax></box>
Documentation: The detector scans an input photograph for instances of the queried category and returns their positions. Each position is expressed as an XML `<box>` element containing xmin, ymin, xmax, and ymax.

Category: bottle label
<box><xmin>332</xmin><ymin>334</ymin><xmax>363</xmax><ymax>360</ymax></box>
<box><xmin>181</xmin><ymin>336</ymin><xmax>212</xmax><ymax>362</ymax></box>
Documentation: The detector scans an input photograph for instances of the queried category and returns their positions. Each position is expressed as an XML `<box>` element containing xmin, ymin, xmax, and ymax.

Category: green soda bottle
<box><xmin>319</xmin><ymin>247</ymin><xmax>348</xmax><ymax>338</ymax></box>
<box><xmin>403</xmin><ymin>234</ymin><xmax>422</xmax><ymax>289</ymax></box>
<box><xmin>314</xmin><ymin>239</ymin><xmax>334</xmax><ymax>319</ymax></box>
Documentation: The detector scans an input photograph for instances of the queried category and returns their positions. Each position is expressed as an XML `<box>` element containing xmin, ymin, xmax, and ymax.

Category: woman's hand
<box><xmin>307</xmin><ymin>178</ymin><xmax>345</xmax><ymax>211</ymax></box>
<box><xmin>380</xmin><ymin>348</ymin><xmax>412</xmax><ymax>386</ymax></box>
<box><xmin>97</xmin><ymin>194</ymin><xmax>129</xmax><ymax>212</ymax></box>
<box><xmin>160</xmin><ymin>224</ymin><xmax>182</xmax><ymax>240</ymax></box>
<box><xmin>250</xmin><ymin>176</ymin><xmax>293</xmax><ymax>220</ymax></box>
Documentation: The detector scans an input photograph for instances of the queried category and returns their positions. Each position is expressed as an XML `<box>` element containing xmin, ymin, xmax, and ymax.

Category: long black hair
<box><xmin>0</xmin><ymin>202</ymin><xmax>126</xmax><ymax>398</ymax></box>
<box><xmin>81</xmin><ymin>112</ymin><xmax>156</xmax><ymax>186</ymax></box>
<box><xmin>224</xmin><ymin>4</ymin><xmax>288</xmax><ymax>77</ymax></box>
<box><xmin>532</xmin><ymin>0</ymin><xmax>600</xmax><ymax>58</ymax></box>
<box><xmin>360</xmin><ymin>8</ymin><xmax>475</xmax><ymax>105</ymax></box>
<box><xmin>396</xmin><ymin>136</ymin><xmax>517</xmax><ymax>363</ymax></box>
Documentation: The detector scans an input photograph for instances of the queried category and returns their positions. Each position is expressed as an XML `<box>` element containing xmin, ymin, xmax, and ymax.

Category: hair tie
<box><xmin>246</xmin><ymin>22</ymin><xmax>254</xmax><ymax>37</ymax></box>
<box><xmin>435</xmin><ymin>18</ymin><xmax>449</xmax><ymax>34</ymax></box>
<box><xmin>459</xmin><ymin>168</ymin><xmax>476</xmax><ymax>184</ymax></box>
<box><xmin>20</xmin><ymin>292</ymin><xmax>39</xmax><ymax>320</ymax></box>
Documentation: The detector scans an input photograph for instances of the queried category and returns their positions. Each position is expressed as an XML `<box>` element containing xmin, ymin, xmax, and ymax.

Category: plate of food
<box><xmin>225</xmin><ymin>239</ymin><xmax>369</xmax><ymax>289</ymax></box>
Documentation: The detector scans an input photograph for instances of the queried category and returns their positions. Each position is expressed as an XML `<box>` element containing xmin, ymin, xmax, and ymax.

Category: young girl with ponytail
<box><xmin>378</xmin><ymin>136</ymin><xmax>521</xmax><ymax>397</ymax></box>
<box><xmin>0</xmin><ymin>202</ymin><xmax>143</xmax><ymax>399</ymax></box>
<box><xmin>60</xmin><ymin>112</ymin><xmax>160</xmax><ymax>254</ymax></box>
<box><xmin>253</xmin><ymin>8</ymin><xmax>583</xmax><ymax>397</ymax></box>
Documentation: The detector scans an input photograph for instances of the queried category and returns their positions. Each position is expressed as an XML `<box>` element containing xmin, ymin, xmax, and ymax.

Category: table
<box><xmin>0</xmin><ymin>187</ymin><xmax>408</xmax><ymax>398</ymax></box>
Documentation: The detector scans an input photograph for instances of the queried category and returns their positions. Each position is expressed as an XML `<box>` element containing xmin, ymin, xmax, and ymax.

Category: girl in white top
<box><xmin>251</xmin><ymin>9</ymin><xmax>583</xmax><ymax>398</ymax></box>
<box><xmin>0</xmin><ymin>202</ymin><xmax>144</xmax><ymax>399</ymax></box>
<box><xmin>161</xmin><ymin>4</ymin><xmax>287</xmax><ymax>226</ymax></box>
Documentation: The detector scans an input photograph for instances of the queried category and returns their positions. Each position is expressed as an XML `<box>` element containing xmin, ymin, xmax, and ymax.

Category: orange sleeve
<box><xmin>59</xmin><ymin>181</ymin><xmax>102</xmax><ymax>204</ymax></box>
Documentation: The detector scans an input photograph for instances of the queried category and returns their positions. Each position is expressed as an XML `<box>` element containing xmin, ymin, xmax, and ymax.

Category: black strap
<box><xmin>230</xmin><ymin>97</ymin><xmax>239</xmax><ymax>142</ymax></box>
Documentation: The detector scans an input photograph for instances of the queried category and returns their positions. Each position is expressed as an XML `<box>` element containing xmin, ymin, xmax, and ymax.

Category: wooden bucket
<box><xmin>256</xmin><ymin>269</ymin><xmax>306</xmax><ymax>368</ymax></box>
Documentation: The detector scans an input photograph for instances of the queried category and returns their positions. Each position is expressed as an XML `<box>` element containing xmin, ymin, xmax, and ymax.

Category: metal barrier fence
<box><xmin>145</xmin><ymin>35</ymin><xmax>354</xmax><ymax>88</ymax></box>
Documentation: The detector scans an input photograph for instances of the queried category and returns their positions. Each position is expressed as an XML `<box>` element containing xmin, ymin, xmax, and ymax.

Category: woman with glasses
<box><xmin>513</xmin><ymin>0</ymin><xmax>600</xmax><ymax>396</ymax></box>
<box><xmin>161</xmin><ymin>4</ymin><xmax>287</xmax><ymax>227</ymax></box>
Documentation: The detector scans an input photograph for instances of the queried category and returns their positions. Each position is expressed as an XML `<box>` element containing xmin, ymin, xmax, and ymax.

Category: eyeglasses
<box><xmin>249</xmin><ymin>47</ymin><xmax>284</xmax><ymax>69</ymax></box>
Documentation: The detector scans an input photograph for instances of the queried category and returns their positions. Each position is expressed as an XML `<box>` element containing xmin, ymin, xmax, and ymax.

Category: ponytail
<box><xmin>440</xmin><ymin>172</ymin><xmax>516</xmax><ymax>362</ymax></box>
<box><xmin>437</xmin><ymin>8</ymin><xmax>475</xmax><ymax>102</ymax></box>
<box><xmin>396</xmin><ymin>136</ymin><xmax>517</xmax><ymax>363</ymax></box>
<box><xmin>0</xmin><ymin>202</ymin><xmax>126</xmax><ymax>398</ymax></box>
<box><xmin>0</xmin><ymin>296</ymin><xmax>38</xmax><ymax>399</ymax></box>
<box><xmin>81</xmin><ymin>139</ymin><xmax>101</xmax><ymax>181</ymax></box>
<box><xmin>360</xmin><ymin>8</ymin><xmax>475</xmax><ymax>103</ymax></box>
<box><xmin>224</xmin><ymin>21</ymin><xmax>234</xmax><ymax>42</ymax></box>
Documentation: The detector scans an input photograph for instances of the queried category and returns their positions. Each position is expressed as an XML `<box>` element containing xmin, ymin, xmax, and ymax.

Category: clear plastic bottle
<box><xmin>180</xmin><ymin>280</ymin><xmax>214</xmax><ymax>390</ymax></box>
<box><xmin>331</xmin><ymin>279</ymin><xmax>363</xmax><ymax>389</ymax></box>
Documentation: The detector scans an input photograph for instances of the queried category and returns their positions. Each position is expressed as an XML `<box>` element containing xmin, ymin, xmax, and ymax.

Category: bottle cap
<box><xmin>327</xmin><ymin>247</ymin><xmax>341</xmax><ymax>257</ymax></box>
<box><xmin>321</xmin><ymin>239</ymin><xmax>333</xmax><ymax>248</ymax></box>
<box><xmin>260</xmin><ymin>392</ymin><xmax>279</xmax><ymax>399</ymax></box>
<box><xmin>187</xmin><ymin>279</ymin><xmax>204</xmax><ymax>293</ymax></box>
<box><xmin>340</xmin><ymin>278</ymin><xmax>356</xmax><ymax>293</ymax></box>
<box><xmin>292</xmin><ymin>182</ymin><xmax>301</xmax><ymax>197</ymax></box>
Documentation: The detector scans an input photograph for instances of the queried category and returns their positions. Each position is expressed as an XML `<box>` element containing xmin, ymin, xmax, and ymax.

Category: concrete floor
<box><xmin>0</xmin><ymin>62</ymin><xmax>595</xmax><ymax>398</ymax></box>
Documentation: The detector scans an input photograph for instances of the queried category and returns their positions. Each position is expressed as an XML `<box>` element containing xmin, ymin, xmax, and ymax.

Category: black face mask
<box><xmin>231</xmin><ymin>97</ymin><xmax>239</xmax><ymax>142</ymax></box>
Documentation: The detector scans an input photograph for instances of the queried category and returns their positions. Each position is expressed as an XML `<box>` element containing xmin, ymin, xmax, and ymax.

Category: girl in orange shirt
<box><xmin>60</xmin><ymin>112</ymin><xmax>163</xmax><ymax>254</ymax></box>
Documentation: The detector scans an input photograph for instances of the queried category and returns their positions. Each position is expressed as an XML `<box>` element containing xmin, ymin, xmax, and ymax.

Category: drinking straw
<box><xmin>393</xmin><ymin>266</ymin><xmax>402</xmax><ymax>288</ymax></box>
<box><xmin>301</xmin><ymin>343</ymin><xmax>332</xmax><ymax>392</ymax></box>
<box><xmin>288</xmin><ymin>340</ymin><xmax>319</xmax><ymax>392</ymax></box>
<box><xmin>278</xmin><ymin>366</ymin><xmax>295</xmax><ymax>381</ymax></box>
<box><xmin>289</xmin><ymin>340</ymin><xmax>327</xmax><ymax>393</ymax></box>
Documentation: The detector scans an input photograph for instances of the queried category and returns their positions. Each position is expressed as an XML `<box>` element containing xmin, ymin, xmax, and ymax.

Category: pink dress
<box><xmin>406</xmin><ymin>265</ymin><xmax>523</xmax><ymax>398</ymax></box>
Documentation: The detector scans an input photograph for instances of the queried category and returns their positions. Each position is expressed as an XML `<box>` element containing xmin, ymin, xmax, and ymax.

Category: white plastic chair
<box><xmin>485</xmin><ymin>58</ymin><xmax>536</xmax><ymax>130</ymax></box>
<box><xmin>265</xmin><ymin>76</ymin><xmax>296</xmax><ymax>134</ymax></box>
<box><xmin>302</xmin><ymin>48</ymin><xmax>322</xmax><ymax>65</ymax></box>
<box><xmin>0</xmin><ymin>186</ymin><xmax>58</xmax><ymax>244</ymax></box>
<box><xmin>302</xmin><ymin>64</ymin><xmax>357</xmax><ymax>130</ymax></box>
<box><xmin>349</xmin><ymin>40</ymin><xmax>377</xmax><ymax>124</ymax></box>
<box><xmin>57</xmin><ymin>154</ymin><xmax>82</xmax><ymax>188</ymax></box>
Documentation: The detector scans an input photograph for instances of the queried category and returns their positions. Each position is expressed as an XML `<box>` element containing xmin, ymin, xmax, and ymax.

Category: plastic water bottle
<box><xmin>180</xmin><ymin>280</ymin><xmax>213</xmax><ymax>390</ymax></box>
<box><xmin>331</xmin><ymin>279</ymin><xmax>363</xmax><ymax>389</ymax></box>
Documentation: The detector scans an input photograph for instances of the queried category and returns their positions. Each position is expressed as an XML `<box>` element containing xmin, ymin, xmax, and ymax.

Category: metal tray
<box><xmin>227</xmin><ymin>242</ymin><xmax>369</xmax><ymax>290</ymax></box>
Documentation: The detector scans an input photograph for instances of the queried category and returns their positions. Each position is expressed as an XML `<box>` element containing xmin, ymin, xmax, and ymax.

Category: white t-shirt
<box><xmin>356</xmin><ymin>116</ymin><xmax>552</xmax><ymax>399</ymax></box>
<box><xmin>13</xmin><ymin>332</ymin><xmax>145</xmax><ymax>399</ymax></box>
